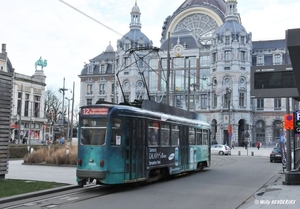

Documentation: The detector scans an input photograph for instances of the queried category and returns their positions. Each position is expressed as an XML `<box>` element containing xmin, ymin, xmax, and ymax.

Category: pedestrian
<box><xmin>244</xmin><ymin>141</ymin><xmax>248</xmax><ymax>149</ymax></box>
<box><xmin>231</xmin><ymin>142</ymin><xmax>235</xmax><ymax>149</ymax></box>
<box><xmin>59</xmin><ymin>136</ymin><xmax>65</xmax><ymax>145</ymax></box>
<box><xmin>256</xmin><ymin>141</ymin><xmax>260</xmax><ymax>150</ymax></box>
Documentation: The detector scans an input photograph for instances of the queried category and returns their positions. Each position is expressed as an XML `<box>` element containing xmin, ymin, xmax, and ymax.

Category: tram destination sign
<box><xmin>82</xmin><ymin>107</ymin><xmax>108</xmax><ymax>115</ymax></box>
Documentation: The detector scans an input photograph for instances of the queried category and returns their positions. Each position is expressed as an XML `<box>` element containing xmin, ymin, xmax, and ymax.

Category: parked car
<box><xmin>211</xmin><ymin>144</ymin><xmax>231</xmax><ymax>155</ymax></box>
<box><xmin>270</xmin><ymin>147</ymin><xmax>282</xmax><ymax>163</ymax></box>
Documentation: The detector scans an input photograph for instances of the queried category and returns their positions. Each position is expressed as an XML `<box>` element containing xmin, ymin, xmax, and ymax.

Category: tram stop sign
<box><xmin>294</xmin><ymin>110</ymin><xmax>300</xmax><ymax>133</ymax></box>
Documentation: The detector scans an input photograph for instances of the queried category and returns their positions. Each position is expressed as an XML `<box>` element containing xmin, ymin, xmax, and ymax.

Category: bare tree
<box><xmin>44</xmin><ymin>88</ymin><xmax>62</xmax><ymax>124</ymax></box>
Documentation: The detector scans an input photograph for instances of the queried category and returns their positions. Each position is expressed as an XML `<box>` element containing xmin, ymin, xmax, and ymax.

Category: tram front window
<box><xmin>81</xmin><ymin>118</ymin><xmax>107</xmax><ymax>145</ymax></box>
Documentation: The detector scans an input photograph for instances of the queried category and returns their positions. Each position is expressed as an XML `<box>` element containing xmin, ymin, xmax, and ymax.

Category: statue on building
<box><xmin>35</xmin><ymin>56</ymin><xmax>47</xmax><ymax>71</ymax></box>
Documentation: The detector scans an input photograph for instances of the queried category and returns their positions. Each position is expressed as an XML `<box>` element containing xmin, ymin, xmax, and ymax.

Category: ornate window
<box><xmin>225</xmin><ymin>51</ymin><xmax>231</xmax><ymax>61</ymax></box>
<box><xmin>239</xmin><ymin>92</ymin><xmax>245</xmax><ymax>107</ymax></box>
<box><xmin>174</xmin><ymin>14</ymin><xmax>218</xmax><ymax>45</ymax></box>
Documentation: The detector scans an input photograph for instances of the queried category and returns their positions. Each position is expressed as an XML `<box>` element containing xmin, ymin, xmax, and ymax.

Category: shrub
<box><xmin>24</xmin><ymin>145</ymin><xmax>77</xmax><ymax>165</ymax></box>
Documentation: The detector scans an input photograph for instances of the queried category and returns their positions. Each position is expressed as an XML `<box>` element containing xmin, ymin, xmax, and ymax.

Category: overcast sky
<box><xmin>1</xmin><ymin>0</ymin><xmax>300</xmax><ymax>105</ymax></box>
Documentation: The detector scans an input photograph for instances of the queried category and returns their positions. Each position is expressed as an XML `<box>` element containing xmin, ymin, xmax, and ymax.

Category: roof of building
<box><xmin>161</xmin><ymin>28</ymin><xmax>200</xmax><ymax>50</ymax></box>
<box><xmin>252</xmin><ymin>39</ymin><xmax>286</xmax><ymax>50</ymax></box>
<box><xmin>160</xmin><ymin>0</ymin><xmax>226</xmax><ymax>42</ymax></box>
<box><xmin>178</xmin><ymin>0</ymin><xmax>227</xmax><ymax>13</ymax></box>
<box><xmin>215</xmin><ymin>20</ymin><xmax>246</xmax><ymax>36</ymax></box>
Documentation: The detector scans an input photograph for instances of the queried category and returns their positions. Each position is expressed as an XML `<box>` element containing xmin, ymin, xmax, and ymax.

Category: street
<box><xmin>3</xmin><ymin>149</ymin><xmax>282</xmax><ymax>209</ymax></box>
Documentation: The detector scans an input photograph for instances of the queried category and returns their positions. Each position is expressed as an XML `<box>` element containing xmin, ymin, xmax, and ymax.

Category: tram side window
<box><xmin>203</xmin><ymin>129</ymin><xmax>209</xmax><ymax>145</ymax></box>
<box><xmin>196</xmin><ymin>129</ymin><xmax>202</xmax><ymax>145</ymax></box>
<box><xmin>147</xmin><ymin>122</ymin><xmax>159</xmax><ymax>146</ymax></box>
<box><xmin>111</xmin><ymin>118</ymin><xmax>122</xmax><ymax>146</ymax></box>
<box><xmin>189</xmin><ymin>127</ymin><xmax>195</xmax><ymax>145</ymax></box>
<box><xmin>161</xmin><ymin>123</ymin><xmax>170</xmax><ymax>146</ymax></box>
<box><xmin>171</xmin><ymin>125</ymin><xmax>179</xmax><ymax>145</ymax></box>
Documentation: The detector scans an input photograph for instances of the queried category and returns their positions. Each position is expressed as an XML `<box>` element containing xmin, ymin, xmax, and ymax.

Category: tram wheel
<box><xmin>78</xmin><ymin>180</ymin><xmax>86</xmax><ymax>187</ymax></box>
<box><xmin>197</xmin><ymin>163</ymin><xmax>204</xmax><ymax>171</ymax></box>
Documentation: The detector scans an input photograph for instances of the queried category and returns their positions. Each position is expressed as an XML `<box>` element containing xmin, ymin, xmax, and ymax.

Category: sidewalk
<box><xmin>230</xmin><ymin>146</ymin><xmax>273</xmax><ymax>157</ymax></box>
<box><xmin>231</xmin><ymin>147</ymin><xmax>300</xmax><ymax>208</ymax></box>
<box><xmin>5</xmin><ymin>160</ymin><xmax>77</xmax><ymax>185</ymax></box>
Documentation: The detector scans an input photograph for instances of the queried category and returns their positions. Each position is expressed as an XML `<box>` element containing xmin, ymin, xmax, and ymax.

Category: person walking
<box><xmin>256</xmin><ymin>141</ymin><xmax>260</xmax><ymax>150</ymax></box>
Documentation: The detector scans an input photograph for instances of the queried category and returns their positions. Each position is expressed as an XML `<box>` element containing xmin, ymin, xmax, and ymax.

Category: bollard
<box><xmin>251</xmin><ymin>151</ymin><xmax>254</xmax><ymax>156</ymax></box>
<box><xmin>238</xmin><ymin>151</ymin><xmax>241</xmax><ymax>155</ymax></box>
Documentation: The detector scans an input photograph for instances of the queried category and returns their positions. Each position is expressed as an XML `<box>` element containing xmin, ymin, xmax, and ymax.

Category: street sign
<box><xmin>294</xmin><ymin>110</ymin><xmax>300</xmax><ymax>133</ymax></box>
<box><xmin>284</xmin><ymin>114</ymin><xmax>293</xmax><ymax>130</ymax></box>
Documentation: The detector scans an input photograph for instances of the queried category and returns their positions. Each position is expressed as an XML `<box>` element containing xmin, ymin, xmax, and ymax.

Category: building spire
<box><xmin>225</xmin><ymin>0</ymin><xmax>239</xmax><ymax>22</ymax></box>
<box><xmin>130</xmin><ymin>1</ymin><xmax>141</xmax><ymax>30</ymax></box>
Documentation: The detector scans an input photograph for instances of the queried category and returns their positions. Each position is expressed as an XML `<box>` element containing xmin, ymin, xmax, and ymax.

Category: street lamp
<box><xmin>226</xmin><ymin>87</ymin><xmax>232</xmax><ymax>148</ymax></box>
<box><xmin>65</xmin><ymin>97</ymin><xmax>73</xmax><ymax>141</ymax></box>
<box><xmin>59</xmin><ymin>77</ymin><xmax>68</xmax><ymax>124</ymax></box>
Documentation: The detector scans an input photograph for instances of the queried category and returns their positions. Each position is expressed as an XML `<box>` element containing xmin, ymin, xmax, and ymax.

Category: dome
<box><xmin>215</xmin><ymin>20</ymin><xmax>246</xmax><ymax>36</ymax></box>
<box><xmin>119</xmin><ymin>29</ymin><xmax>151</xmax><ymax>48</ymax></box>
<box><xmin>131</xmin><ymin>2</ymin><xmax>140</xmax><ymax>13</ymax></box>
<box><xmin>178</xmin><ymin>0</ymin><xmax>227</xmax><ymax>14</ymax></box>
<box><xmin>105</xmin><ymin>42</ymin><xmax>114</xmax><ymax>52</ymax></box>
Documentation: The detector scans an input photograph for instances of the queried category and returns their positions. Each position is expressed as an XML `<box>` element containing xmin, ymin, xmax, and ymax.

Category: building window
<box><xmin>87</xmin><ymin>84</ymin><xmax>93</xmax><ymax>95</ymax></box>
<box><xmin>257</xmin><ymin>98</ymin><xmax>264</xmax><ymax>110</ymax></box>
<box><xmin>24</xmin><ymin>94</ymin><xmax>29</xmax><ymax>117</ymax></box>
<box><xmin>257</xmin><ymin>55</ymin><xmax>263</xmax><ymax>66</ymax></box>
<box><xmin>240</xmin><ymin>67</ymin><xmax>245</xmax><ymax>71</ymax></box>
<box><xmin>88</xmin><ymin>65</ymin><xmax>93</xmax><ymax>74</ymax></box>
<box><xmin>112</xmin><ymin>83</ymin><xmax>115</xmax><ymax>94</ymax></box>
<box><xmin>274</xmin><ymin>54</ymin><xmax>281</xmax><ymax>65</ymax></box>
<box><xmin>17</xmin><ymin>92</ymin><xmax>22</xmax><ymax>115</ymax></box>
<box><xmin>213</xmin><ymin>92</ymin><xmax>217</xmax><ymax>108</ymax></box>
<box><xmin>256</xmin><ymin>120</ymin><xmax>265</xmax><ymax>143</ymax></box>
<box><xmin>241</xmin><ymin>51</ymin><xmax>246</xmax><ymax>61</ymax></box>
<box><xmin>225</xmin><ymin>36</ymin><xmax>230</xmax><ymax>45</ymax></box>
<box><xmin>240</xmin><ymin>36</ymin><xmax>245</xmax><ymax>44</ymax></box>
<box><xmin>124</xmin><ymin>71</ymin><xmax>129</xmax><ymax>75</ymax></box>
<box><xmin>212</xmin><ymin>53</ymin><xmax>217</xmax><ymax>63</ymax></box>
<box><xmin>225</xmin><ymin>51</ymin><xmax>230</xmax><ymax>61</ymax></box>
<box><xmin>274</xmin><ymin>98</ymin><xmax>281</xmax><ymax>110</ymax></box>
<box><xmin>124</xmin><ymin>57</ymin><xmax>128</xmax><ymax>66</ymax></box>
<box><xmin>100</xmin><ymin>65</ymin><xmax>106</xmax><ymax>74</ymax></box>
<box><xmin>224</xmin><ymin>67</ymin><xmax>230</xmax><ymax>71</ymax></box>
<box><xmin>99</xmin><ymin>84</ymin><xmax>105</xmax><ymax>95</ymax></box>
<box><xmin>239</xmin><ymin>92</ymin><xmax>245</xmax><ymax>107</ymax></box>
<box><xmin>201</xmin><ymin>94</ymin><xmax>207</xmax><ymax>109</ymax></box>
<box><xmin>200</xmin><ymin>56</ymin><xmax>210</xmax><ymax>67</ymax></box>
<box><xmin>34</xmin><ymin>95</ymin><xmax>40</xmax><ymax>117</ymax></box>
<box><xmin>86</xmin><ymin>99</ymin><xmax>92</xmax><ymax>105</ymax></box>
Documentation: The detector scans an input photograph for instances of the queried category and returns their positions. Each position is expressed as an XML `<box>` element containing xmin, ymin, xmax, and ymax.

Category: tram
<box><xmin>76</xmin><ymin>100</ymin><xmax>211</xmax><ymax>186</ymax></box>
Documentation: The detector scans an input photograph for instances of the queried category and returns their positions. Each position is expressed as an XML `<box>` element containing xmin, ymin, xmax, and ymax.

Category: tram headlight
<box><xmin>100</xmin><ymin>160</ymin><xmax>104</xmax><ymax>167</ymax></box>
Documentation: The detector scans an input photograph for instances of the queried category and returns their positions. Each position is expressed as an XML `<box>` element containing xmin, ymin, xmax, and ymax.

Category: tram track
<box><xmin>0</xmin><ymin>184</ymin><xmax>129</xmax><ymax>209</ymax></box>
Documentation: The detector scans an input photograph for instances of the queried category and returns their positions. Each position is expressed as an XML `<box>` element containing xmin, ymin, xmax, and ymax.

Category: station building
<box><xmin>79</xmin><ymin>0</ymin><xmax>295</xmax><ymax>146</ymax></box>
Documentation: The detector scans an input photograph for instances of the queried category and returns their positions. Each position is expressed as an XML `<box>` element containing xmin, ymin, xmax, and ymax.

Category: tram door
<box><xmin>124</xmin><ymin>119</ymin><xmax>145</xmax><ymax>181</ymax></box>
<box><xmin>180</xmin><ymin>126</ymin><xmax>189</xmax><ymax>170</ymax></box>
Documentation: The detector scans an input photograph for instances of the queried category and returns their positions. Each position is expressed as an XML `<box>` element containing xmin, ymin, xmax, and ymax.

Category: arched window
<box><xmin>256</xmin><ymin>120</ymin><xmax>265</xmax><ymax>143</ymax></box>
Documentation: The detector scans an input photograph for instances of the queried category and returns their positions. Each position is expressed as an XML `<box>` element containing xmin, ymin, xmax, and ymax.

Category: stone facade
<box><xmin>79</xmin><ymin>0</ymin><xmax>295</xmax><ymax>147</ymax></box>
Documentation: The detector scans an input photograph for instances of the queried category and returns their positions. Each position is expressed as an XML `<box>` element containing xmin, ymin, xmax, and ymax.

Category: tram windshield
<box><xmin>80</xmin><ymin>118</ymin><xmax>107</xmax><ymax>145</ymax></box>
